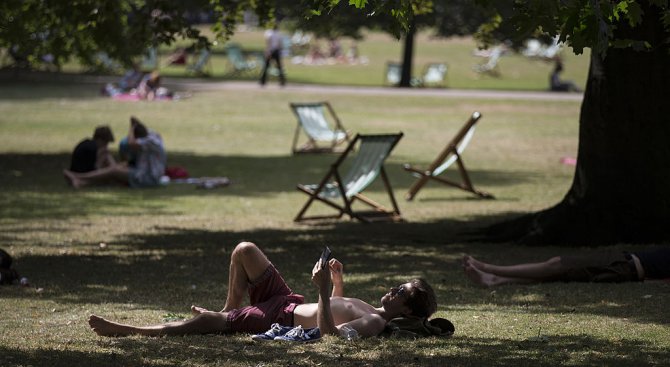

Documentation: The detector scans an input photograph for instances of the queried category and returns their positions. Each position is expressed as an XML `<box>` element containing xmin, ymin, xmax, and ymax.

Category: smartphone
<box><xmin>319</xmin><ymin>246</ymin><xmax>332</xmax><ymax>266</ymax></box>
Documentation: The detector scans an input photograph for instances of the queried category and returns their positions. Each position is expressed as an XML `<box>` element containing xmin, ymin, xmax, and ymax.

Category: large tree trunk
<box><xmin>399</xmin><ymin>22</ymin><xmax>416</xmax><ymax>88</ymax></box>
<box><xmin>489</xmin><ymin>5</ymin><xmax>670</xmax><ymax>246</ymax></box>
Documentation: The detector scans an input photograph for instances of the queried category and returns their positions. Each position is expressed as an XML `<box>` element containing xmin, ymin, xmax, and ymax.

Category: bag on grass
<box><xmin>0</xmin><ymin>248</ymin><xmax>20</xmax><ymax>285</ymax></box>
<box><xmin>382</xmin><ymin>315</ymin><xmax>455</xmax><ymax>339</ymax></box>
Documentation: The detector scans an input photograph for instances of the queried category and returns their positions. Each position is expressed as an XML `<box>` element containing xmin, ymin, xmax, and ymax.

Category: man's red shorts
<box><xmin>226</xmin><ymin>264</ymin><xmax>305</xmax><ymax>333</ymax></box>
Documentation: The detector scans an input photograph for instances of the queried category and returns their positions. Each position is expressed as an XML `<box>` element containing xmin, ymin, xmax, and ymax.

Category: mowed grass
<box><xmin>0</xmin><ymin>81</ymin><xmax>668</xmax><ymax>367</ymax></box>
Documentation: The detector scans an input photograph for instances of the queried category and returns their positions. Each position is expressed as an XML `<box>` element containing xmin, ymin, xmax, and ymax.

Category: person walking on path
<box><xmin>260</xmin><ymin>24</ymin><xmax>286</xmax><ymax>87</ymax></box>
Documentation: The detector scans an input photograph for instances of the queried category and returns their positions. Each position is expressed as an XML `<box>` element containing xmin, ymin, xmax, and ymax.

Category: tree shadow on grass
<box><xmin>2</xmin><ymin>332</ymin><xmax>668</xmax><ymax>367</ymax></box>
<box><xmin>4</xmin><ymin>218</ymin><xmax>669</xmax><ymax>327</ymax></box>
<box><xmin>0</xmin><ymin>152</ymin><xmax>529</xmax><ymax>220</ymax></box>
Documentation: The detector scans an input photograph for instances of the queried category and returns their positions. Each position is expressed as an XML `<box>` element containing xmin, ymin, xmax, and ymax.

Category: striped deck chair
<box><xmin>187</xmin><ymin>49</ymin><xmax>212</xmax><ymax>76</ymax></box>
<box><xmin>295</xmin><ymin>133</ymin><xmax>404</xmax><ymax>223</ymax></box>
<box><xmin>224</xmin><ymin>43</ymin><xmax>261</xmax><ymax>76</ymax></box>
<box><xmin>403</xmin><ymin>112</ymin><xmax>494</xmax><ymax>200</ymax></box>
<box><xmin>385</xmin><ymin>62</ymin><xmax>402</xmax><ymax>86</ymax></box>
<box><xmin>290</xmin><ymin>102</ymin><xmax>351</xmax><ymax>154</ymax></box>
<box><xmin>417</xmin><ymin>63</ymin><xmax>448</xmax><ymax>87</ymax></box>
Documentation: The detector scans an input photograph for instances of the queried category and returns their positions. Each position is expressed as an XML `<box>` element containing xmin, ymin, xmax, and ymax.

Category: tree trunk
<box><xmin>489</xmin><ymin>6</ymin><xmax>670</xmax><ymax>246</ymax></box>
<box><xmin>399</xmin><ymin>22</ymin><xmax>416</xmax><ymax>88</ymax></box>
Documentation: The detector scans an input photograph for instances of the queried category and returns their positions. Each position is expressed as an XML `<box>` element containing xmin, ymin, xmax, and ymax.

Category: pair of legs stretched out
<box><xmin>463</xmin><ymin>252</ymin><xmax>644</xmax><ymax>287</ymax></box>
<box><xmin>89</xmin><ymin>242</ymin><xmax>274</xmax><ymax>336</ymax></box>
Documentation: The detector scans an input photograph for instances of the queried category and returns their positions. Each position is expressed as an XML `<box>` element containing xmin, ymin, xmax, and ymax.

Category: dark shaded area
<box><xmin>0</xmin><ymin>152</ymin><xmax>528</xmax><ymax>221</ymax></box>
<box><xmin>485</xmin><ymin>3</ymin><xmax>670</xmax><ymax>247</ymax></box>
<box><xmin>2</xmin><ymin>329</ymin><xmax>668</xmax><ymax>366</ymax></box>
<box><xmin>3</xmin><ymin>222</ymin><xmax>669</xmax><ymax>327</ymax></box>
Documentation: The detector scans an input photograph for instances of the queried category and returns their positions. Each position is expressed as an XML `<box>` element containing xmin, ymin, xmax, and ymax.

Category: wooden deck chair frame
<box><xmin>403</xmin><ymin>112</ymin><xmax>494</xmax><ymax>200</ymax></box>
<box><xmin>295</xmin><ymin>133</ymin><xmax>404</xmax><ymax>223</ymax></box>
<box><xmin>290</xmin><ymin>102</ymin><xmax>352</xmax><ymax>154</ymax></box>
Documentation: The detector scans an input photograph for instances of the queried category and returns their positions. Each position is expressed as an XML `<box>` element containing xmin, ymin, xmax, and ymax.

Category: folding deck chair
<box><xmin>224</xmin><ymin>43</ymin><xmax>262</xmax><ymax>76</ymax></box>
<box><xmin>186</xmin><ymin>49</ymin><xmax>212</xmax><ymax>76</ymax></box>
<box><xmin>403</xmin><ymin>112</ymin><xmax>494</xmax><ymax>200</ymax></box>
<box><xmin>417</xmin><ymin>63</ymin><xmax>448</xmax><ymax>87</ymax></box>
<box><xmin>290</xmin><ymin>102</ymin><xmax>351</xmax><ymax>154</ymax></box>
<box><xmin>385</xmin><ymin>62</ymin><xmax>402</xmax><ymax>86</ymax></box>
<box><xmin>295</xmin><ymin>133</ymin><xmax>404</xmax><ymax>223</ymax></box>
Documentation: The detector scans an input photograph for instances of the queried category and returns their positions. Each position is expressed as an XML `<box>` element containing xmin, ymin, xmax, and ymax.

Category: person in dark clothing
<box><xmin>69</xmin><ymin>125</ymin><xmax>115</xmax><ymax>173</ymax></box>
<box><xmin>463</xmin><ymin>248</ymin><xmax>670</xmax><ymax>287</ymax></box>
<box><xmin>549</xmin><ymin>57</ymin><xmax>582</xmax><ymax>92</ymax></box>
<box><xmin>259</xmin><ymin>24</ymin><xmax>286</xmax><ymax>86</ymax></box>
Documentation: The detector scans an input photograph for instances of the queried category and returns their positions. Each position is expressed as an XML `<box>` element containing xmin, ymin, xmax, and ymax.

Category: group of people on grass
<box><xmin>63</xmin><ymin>116</ymin><xmax>166</xmax><ymax>189</ymax></box>
<box><xmin>102</xmin><ymin>66</ymin><xmax>172</xmax><ymax>101</ymax></box>
<box><xmin>88</xmin><ymin>241</ymin><xmax>670</xmax><ymax>341</ymax></box>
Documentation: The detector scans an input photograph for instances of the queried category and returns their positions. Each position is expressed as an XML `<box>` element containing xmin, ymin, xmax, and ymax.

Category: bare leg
<box><xmin>89</xmin><ymin>311</ymin><xmax>230</xmax><ymax>337</ymax></box>
<box><xmin>464</xmin><ymin>262</ymin><xmax>537</xmax><ymax>287</ymax></box>
<box><xmin>63</xmin><ymin>163</ymin><xmax>129</xmax><ymax>189</ymax></box>
<box><xmin>221</xmin><ymin>242</ymin><xmax>272</xmax><ymax>312</ymax></box>
<box><xmin>463</xmin><ymin>255</ymin><xmax>566</xmax><ymax>280</ymax></box>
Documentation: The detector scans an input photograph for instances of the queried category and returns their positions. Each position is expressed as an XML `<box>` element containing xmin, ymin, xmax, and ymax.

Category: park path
<box><xmin>0</xmin><ymin>70</ymin><xmax>583</xmax><ymax>102</ymax></box>
<box><xmin>170</xmin><ymin>79</ymin><xmax>584</xmax><ymax>102</ymax></box>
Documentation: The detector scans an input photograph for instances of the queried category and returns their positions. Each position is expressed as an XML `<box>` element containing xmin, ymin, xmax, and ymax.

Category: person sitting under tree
<box><xmin>63</xmin><ymin>116</ymin><xmax>166</xmax><ymax>189</ymax></box>
<box><xmin>89</xmin><ymin>241</ymin><xmax>437</xmax><ymax>339</ymax></box>
<box><xmin>463</xmin><ymin>248</ymin><xmax>670</xmax><ymax>287</ymax></box>
<box><xmin>69</xmin><ymin>125</ymin><xmax>115</xmax><ymax>173</ymax></box>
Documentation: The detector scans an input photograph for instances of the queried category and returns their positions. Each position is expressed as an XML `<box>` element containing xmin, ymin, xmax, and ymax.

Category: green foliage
<box><xmin>474</xmin><ymin>0</ymin><xmax>670</xmax><ymax>57</ymax></box>
<box><xmin>0</xmin><ymin>0</ymin><xmax>279</xmax><ymax>70</ymax></box>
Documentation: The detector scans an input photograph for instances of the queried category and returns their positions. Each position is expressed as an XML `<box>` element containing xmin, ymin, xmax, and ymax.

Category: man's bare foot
<box><xmin>464</xmin><ymin>263</ymin><xmax>499</xmax><ymax>287</ymax></box>
<box><xmin>190</xmin><ymin>305</ymin><xmax>209</xmax><ymax>316</ymax></box>
<box><xmin>88</xmin><ymin>315</ymin><xmax>134</xmax><ymax>337</ymax></box>
<box><xmin>463</xmin><ymin>255</ymin><xmax>487</xmax><ymax>271</ymax></box>
<box><xmin>63</xmin><ymin>169</ymin><xmax>82</xmax><ymax>189</ymax></box>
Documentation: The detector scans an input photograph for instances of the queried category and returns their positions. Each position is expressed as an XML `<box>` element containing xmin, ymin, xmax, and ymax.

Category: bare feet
<box><xmin>190</xmin><ymin>305</ymin><xmax>209</xmax><ymax>316</ymax></box>
<box><xmin>88</xmin><ymin>315</ymin><xmax>133</xmax><ymax>337</ymax></box>
<box><xmin>463</xmin><ymin>263</ymin><xmax>499</xmax><ymax>287</ymax></box>
<box><xmin>462</xmin><ymin>255</ymin><xmax>486</xmax><ymax>271</ymax></box>
<box><xmin>63</xmin><ymin>169</ymin><xmax>82</xmax><ymax>189</ymax></box>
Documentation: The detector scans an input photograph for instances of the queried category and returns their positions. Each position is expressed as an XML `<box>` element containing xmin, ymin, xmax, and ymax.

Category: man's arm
<box><xmin>312</xmin><ymin>260</ymin><xmax>338</xmax><ymax>335</ymax></box>
<box><xmin>336</xmin><ymin>313</ymin><xmax>387</xmax><ymax>339</ymax></box>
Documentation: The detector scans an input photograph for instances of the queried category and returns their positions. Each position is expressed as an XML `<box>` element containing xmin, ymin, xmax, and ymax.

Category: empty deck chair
<box><xmin>403</xmin><ymin>112</ymin><xmax>494</xmax><ymax>200</ymax></box>
<box><xmin>295</xmin><ymin>133</ymin><xmax>404</xmax><ymax>223</ymax></box>
<box><xmin>224</xmin><ymin>43</ymin><xmax>261</xmax><ymax>76</ymax></box>
<box><xmin>385</xmin><ymin>62</ymin><xmax>402</xmax><ymax>86</ymax></box>
<box><xmin>473</xmin><ymin>45</ymin><xmax>505</xmax><ymax>76</ymax></box>
<box><xmin>290</xmin><ymin>102</ymin><xmax>351</xmax><ymax>154</ymax></box>
<box><xmin>186</xmin><ymin>49</ymin><xmax>212</xmax><ymax>76</ymax></box>
<box><xmin>417</xmin><ymin>63</ymin><xmax>447</xmax><ymax>87</ymax></box>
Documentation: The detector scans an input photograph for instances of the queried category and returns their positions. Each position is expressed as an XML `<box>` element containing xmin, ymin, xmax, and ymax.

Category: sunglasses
<box><xmin>392</xmin><ymin>285</ymin><xmax>408</xmax><ymax>297</ymax></box>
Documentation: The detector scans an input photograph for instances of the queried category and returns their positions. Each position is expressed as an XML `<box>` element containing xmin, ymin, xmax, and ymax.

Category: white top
<box><xmin>265</xmin><ymin>29</ymin><xmax>283</xmax><ymax>52</ymax></box>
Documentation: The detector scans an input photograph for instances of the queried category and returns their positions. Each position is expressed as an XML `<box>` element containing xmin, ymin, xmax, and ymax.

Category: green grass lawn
<box><xmin>0</xmin><ymin>65</ymin><xmax>668</xmax><ymax>364</ymax></box>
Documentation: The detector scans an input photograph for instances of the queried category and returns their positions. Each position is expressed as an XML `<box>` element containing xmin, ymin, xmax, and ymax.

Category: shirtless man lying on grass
<box><xmin>89</xmin><ymin>242</ymin><xmax>437</xmax><ymax>339</ymax></box>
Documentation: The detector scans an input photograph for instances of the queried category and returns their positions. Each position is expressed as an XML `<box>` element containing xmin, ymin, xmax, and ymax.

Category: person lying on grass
<box><xmin>463</xmin><ymin>247</ymin><xmax>670</xmax><ymax>287</ymax></box>
<box><xmin>89</xmin><ymin>241</ymin><xmax>437</xmax><ymax>339</ymax></box>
